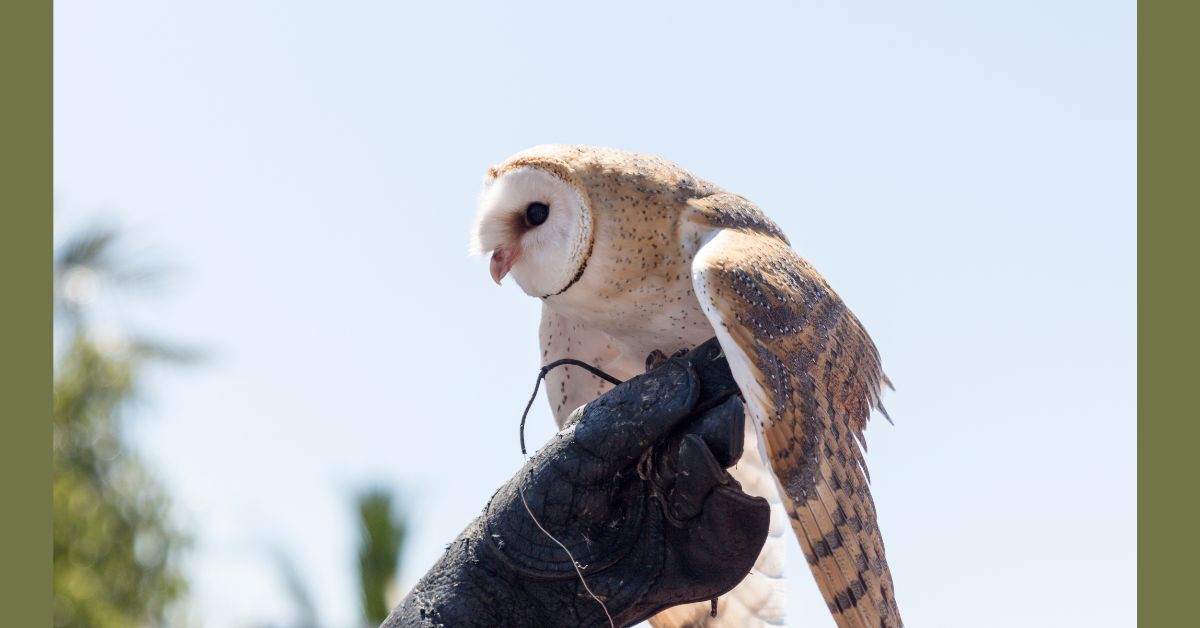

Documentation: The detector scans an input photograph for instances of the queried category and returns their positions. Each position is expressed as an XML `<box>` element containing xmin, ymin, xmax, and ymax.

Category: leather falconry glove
<box><xmin>383</xmin><ymin>338</ymin><xmax>771</xmax><ymax>627</ymax></box>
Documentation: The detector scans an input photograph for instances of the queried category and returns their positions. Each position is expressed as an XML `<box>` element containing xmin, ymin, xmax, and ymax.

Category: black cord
<box><xmin>515</xmin><ymin>351</ymin><xmax>728</xmax><ymax>623</ymax></box>
<box><xmin>520</xmin><ymin>359</ymin><xmax>624</xmax><ymax>455</ymax></box>
<box><xmin>516</xmin><ymin>359</ymin><xmax>626</xmax><ymax>627</ymax></box>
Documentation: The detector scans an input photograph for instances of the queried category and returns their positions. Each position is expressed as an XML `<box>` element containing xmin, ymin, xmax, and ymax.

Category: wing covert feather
<box><xmin>690</xmin><ymin>225</ymin><xmax>901</xmax><ymax>628</ymax></box>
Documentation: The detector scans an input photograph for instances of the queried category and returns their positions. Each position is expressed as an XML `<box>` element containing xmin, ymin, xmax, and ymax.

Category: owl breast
<box><xmin>547</xmin><ymin>249</ymin><xmax>715</xmax><ymax>372</ymax></box>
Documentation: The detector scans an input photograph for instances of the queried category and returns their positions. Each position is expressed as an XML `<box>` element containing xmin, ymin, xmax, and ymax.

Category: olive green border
<box><xmin>1140</xmin><ymin>1</ymin><xmax>1195</xmax><ymax>625</ymax></box>
<box><xmin>0</xmin><ymin>0</ymin><xmax>50</xmax><ymax>625</ymax></box>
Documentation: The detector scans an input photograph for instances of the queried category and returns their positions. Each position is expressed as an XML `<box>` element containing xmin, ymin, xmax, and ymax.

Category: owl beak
<box><xmin>490</xmin><ymin>248</ymin><xmax>518</xmax><ymax>285</ymax></box>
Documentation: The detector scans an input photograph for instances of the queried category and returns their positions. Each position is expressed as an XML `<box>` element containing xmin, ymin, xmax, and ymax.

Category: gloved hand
<box><xmin>385</xmin><ymin>338</ymin><xmax>770</xmax><ymax>628</ymax></box>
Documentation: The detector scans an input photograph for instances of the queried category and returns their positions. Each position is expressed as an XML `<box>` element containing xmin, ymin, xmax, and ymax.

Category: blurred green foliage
<box><xmin>356</xmin><ymin>488</ymin><xmax>407</xmax><ymax>625</ymax></box>
<box><xmin>272</xmin><ymin>486</ymin><xmax>409</xmax><ymax>627</ymax></box>
<box><xmin>53</xmin><ymin>227</ymin><xmax>190</xmax><ymax>627</ymax></box>
<box><xmin>271</xmin><ymin>547</ymin><xmax>319</xmax><ymax>628</ymax></box>
<box><xmin>53</xmin><ymin>226</ymin><xmax>411</xmax><ymax>627</ymax></box>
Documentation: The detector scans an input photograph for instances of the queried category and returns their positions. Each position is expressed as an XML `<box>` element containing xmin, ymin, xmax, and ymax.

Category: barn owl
<box><xmin>472</xmin><ymin>145</ymin><xmax>901</xmax><ymax>628</ymax></box>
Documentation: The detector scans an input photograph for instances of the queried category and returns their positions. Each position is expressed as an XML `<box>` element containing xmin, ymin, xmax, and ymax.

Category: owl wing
<box><xmin>688</xmin><ymin>195</ymin><xmax>902</xmax><ymax>628</ymax></box>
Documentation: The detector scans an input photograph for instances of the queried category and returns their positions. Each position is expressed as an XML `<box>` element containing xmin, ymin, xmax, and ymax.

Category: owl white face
<box><xmin>471</xmin><ymin>166</ymin><xmax>593</xmax><ymax>298</ymax></box>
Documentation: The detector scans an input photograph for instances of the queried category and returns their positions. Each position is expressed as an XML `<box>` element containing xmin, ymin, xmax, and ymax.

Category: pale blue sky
<box><xmin>55</xmin><ymin>1</ymin><xmax>1135</xmax><ymax>626</ymax></box>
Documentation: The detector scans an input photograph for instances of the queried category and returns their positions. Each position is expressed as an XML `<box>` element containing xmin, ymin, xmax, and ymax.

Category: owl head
<box><xmin>470</xmin><ymin>145</ymin><xmax>595</xmax><ymax>299</ymax></box>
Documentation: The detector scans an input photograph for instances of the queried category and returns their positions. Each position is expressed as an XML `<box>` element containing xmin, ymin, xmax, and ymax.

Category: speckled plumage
<box><xmin>474</xmin><ymin>145</ymin><xmax>901</xmax><ymax>628</ymax></box>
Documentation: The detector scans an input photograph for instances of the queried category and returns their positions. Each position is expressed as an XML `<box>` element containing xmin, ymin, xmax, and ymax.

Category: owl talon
<box><xmin>644</xmin><ymin>350</ymin><xmax>670</xmax><ymax>371</ymax></box>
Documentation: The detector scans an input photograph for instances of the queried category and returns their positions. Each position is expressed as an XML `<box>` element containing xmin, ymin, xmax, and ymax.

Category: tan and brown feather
<box><xmin>689</xmin><ymin>203</ymin><xmax>901</xmax><ymax>628</ymax></box>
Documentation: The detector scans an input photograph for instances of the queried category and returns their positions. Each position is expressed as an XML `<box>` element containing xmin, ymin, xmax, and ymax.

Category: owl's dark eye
<box><xmin>524</xmin><ymin>202</ymin><xmax>550</xmax><ymax>227</ymax></box>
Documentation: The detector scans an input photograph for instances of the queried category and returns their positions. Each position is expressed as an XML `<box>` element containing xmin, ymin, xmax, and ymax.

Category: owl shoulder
<box><xmin>685</xmin><ymin>192</ymin><xmax>789</xmax><ymax>245</ymax></box>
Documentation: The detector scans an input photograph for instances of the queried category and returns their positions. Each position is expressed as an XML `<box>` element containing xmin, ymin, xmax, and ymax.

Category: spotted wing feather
<box><xmin>689</xmin><ymin>218</ymin><xmax>901</xmax><ymax>628</ymax></box>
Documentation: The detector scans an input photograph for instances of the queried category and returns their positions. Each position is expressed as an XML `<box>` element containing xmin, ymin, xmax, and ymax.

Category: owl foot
<box><xmin>645</xmin><ymin>348</ymin><xmax>693</xmax><ymax>371</ymax></box>
<box><xmin>645</xmin><ymin>350</ymin><xmax>670</xmax><ymax>370</ymax></box>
